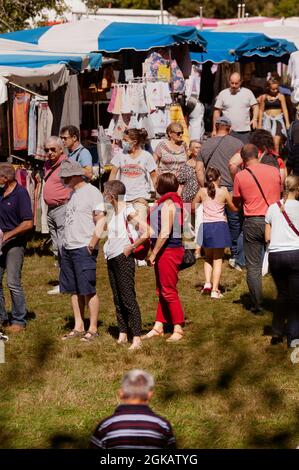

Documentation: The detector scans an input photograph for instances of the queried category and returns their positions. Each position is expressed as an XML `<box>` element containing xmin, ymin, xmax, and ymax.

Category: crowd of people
<box><xmin>1</xmin><ymin>72</ymin><xmax>299</xmax><ymax>354</ymax></box>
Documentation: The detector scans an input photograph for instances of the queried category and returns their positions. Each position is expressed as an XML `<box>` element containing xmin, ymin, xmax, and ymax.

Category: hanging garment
<box><xmin>128</xmin><ymin>114</ymin><xmax>140</xmax><ymax>129</ymax></box>
<box><xmin>121</xmin><ymin>85</ymin><xmax>131</xmax><ymax>114</ymax></box>
<box><xmin>97</xmin><ymin>125</ymin><xmax>113</xmax><ymax>171</ymax></box>
<box><xmin>185</xmin><ymin>65</ymin><xmax>202</xmax><ymax>101</ymax></box>
<box><xmin>112</xmin><ymin>115</ymin><xmax>127</xmax><ymax>140</ymax></box>
<box><xmin>41</xmin><ymin>181</ymin><xmax>49</xmax><ymax>234</ymax></box>
<box><xmin>151</xmin><ymin>109</ymin><xmax>169</xmax><ymax>135</ymax></box>
<box><xmin>144</xmin><ymin>52</ymin><xmax>185</xmax><ymax>93</ymax></box>
<box><xmin>106</xmin><ymin>117</ymin><xmax>116</xmax><ymax>137</ymax></box>
<box><xmin>13</xmin><ymin>92</ymin><xmax>30</xmax><ymax>150</ymax></box>
<box><xmin>146</xmin><ymin>82</ymin><xmax>166</xmax><ymax>110</ymax></box>
<box><xmin>188</xmin><ymin>101</ymin><xmax>205</xmax><ymax>141</ymax></box>
<box><xmin>112</xmin><ymin>86</ymin><xmax>123</xmax><ymax>115</ymax></box>
<box><xmin>26</xmin><ymin>169</ymin><xmax>35</xmax><ymax>211</ymax></box>
<box><xmin>170</xmin><ymin>104</ymin><xmax>189</xmax><ymax>145</ymax></box>
<box><xmin>28</xmin><ymin>99</ymin><xmax>37</xmax><ymax>156</ymax></box>
<box><xmin>107</xmin><ymin>86</ymin><xmax>117</xmax><ymax>113</ymax></box>
<box><xmin>139</xmin><ymin>114</ymin><xmax>155</xmax><ymax>139</ymax></box>
<box><xmin>60</xmin><ymin>74</ymin><xmax>80</xmax><ymax>130</ymax></box>
<box><xmin>137</xmin><ymin>83</ymin><xmax>148</xmax><ymax>114</ymax></box>
<box><xmin>128</xmin><ymin>83</ymin><xmax>140</xmax><ymax>114</ymax></box>
<box><xmin>36</xmin><ymin>103</ymin><xmax>53</xmax><ymax>160</ymax></box>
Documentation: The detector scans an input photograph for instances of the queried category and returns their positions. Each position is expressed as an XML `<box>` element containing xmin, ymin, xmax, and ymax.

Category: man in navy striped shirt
<box><xmin>90</xmin><ymin>369</ymin><xmax>176</xmax><ymax>449</ymax></box>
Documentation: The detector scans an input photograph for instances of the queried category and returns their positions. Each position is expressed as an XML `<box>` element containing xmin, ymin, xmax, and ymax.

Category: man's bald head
<box><xmin>229</xmin><ymin>73</ymin><xmax>242</xmax><ymax>94</ymax></box>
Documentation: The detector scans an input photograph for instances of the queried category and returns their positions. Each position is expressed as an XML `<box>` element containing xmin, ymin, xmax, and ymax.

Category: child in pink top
<box><xmin>192</xmin><ymin>168</ymin><xmax>238</xmax><ymax>299</ymax></box>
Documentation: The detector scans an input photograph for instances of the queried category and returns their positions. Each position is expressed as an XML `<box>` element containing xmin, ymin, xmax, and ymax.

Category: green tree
<box><xmin>273</xmin><ymin>0</ymin><xmax>299</xmax><ymax>16</ymax></box>
<box><xmin>0</xmin><ymin>0</ymin><xmax>66</xmax><ymax>33</ymax></box>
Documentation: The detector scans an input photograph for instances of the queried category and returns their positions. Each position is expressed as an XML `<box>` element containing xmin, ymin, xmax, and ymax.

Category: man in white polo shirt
<box><xmin>213</xmin><ymin>72</ymin><xmax>259</xmax><ymax>144</ymax></box>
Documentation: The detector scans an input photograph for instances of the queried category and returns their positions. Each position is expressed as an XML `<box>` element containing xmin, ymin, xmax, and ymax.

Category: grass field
<box><xmin>0</xmin><ymin>241</ymin><xmax>298</xmax><ymax>449</ymax></box>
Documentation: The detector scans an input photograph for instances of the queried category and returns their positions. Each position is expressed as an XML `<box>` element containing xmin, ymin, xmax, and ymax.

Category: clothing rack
<box><xmin>6</xmin><ymin>82</ymin><xmax>48</xmax><ymax>163</ymax></box>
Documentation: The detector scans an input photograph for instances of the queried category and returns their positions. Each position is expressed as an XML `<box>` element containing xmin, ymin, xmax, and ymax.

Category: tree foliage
<box><xmin>0</xmin><ymin>0</ymin><xmax>66</xmax><ymax>32</ymax></box>
<box><xmin>82</xmin><ymin>0</ymin><xmax>299</xmax><ymax>19</ymax></box>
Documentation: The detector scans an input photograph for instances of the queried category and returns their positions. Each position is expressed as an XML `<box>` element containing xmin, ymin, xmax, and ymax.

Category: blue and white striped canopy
<box><xmin>0</xmin><ymin>19</ymin><xmax>207</xmax><ymax>54</ymax></box>
<box><xmin>0</xmin><ymin>36</ymin><xmax>102</xmax><ymax>71</ymax></box>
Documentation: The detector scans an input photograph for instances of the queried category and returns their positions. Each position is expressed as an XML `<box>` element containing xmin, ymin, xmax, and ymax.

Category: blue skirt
<box><xmin>200</xmin><ymin>221</ymin><xmax>231</xmax><ymax>249</ymax></box>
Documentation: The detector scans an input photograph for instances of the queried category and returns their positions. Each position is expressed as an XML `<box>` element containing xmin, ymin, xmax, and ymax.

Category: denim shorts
<box><xmin>60</xmin><ymin>247</ymin><xmax>98</xmax><ymax>295</ymax></box>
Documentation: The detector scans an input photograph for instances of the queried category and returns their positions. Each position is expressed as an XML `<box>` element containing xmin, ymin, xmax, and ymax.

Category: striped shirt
<box><xmin>90</xmin><ymin>404</ymin><xmax>176</xmax><ymax>449</ymax></box>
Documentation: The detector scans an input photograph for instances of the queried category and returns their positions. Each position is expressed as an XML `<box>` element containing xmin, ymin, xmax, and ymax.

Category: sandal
<box><xmin>61</xmin><ymin>329</ymin><xmax>85</xmax><ymax>340</ymax></box>
<box><xmin>166</xmin><ymin>331</ymin><xmax>183</xmax><ymax>343</ymax></box>
<box><xmin>80</xmin><ymin>331</ymin><xmax>99</xmax><ymax>342</ymax></box>
<box><xmin>141</xmin><ymin>328</ymin><xmax>164</xmax><ymax>340</ymax></box>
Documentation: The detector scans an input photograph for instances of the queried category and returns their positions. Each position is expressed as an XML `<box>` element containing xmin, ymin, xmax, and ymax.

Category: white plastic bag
<box><xmin>97</xmin><ymin>125</ymin><xmax>113</xmax><ymax>173</ymax></box>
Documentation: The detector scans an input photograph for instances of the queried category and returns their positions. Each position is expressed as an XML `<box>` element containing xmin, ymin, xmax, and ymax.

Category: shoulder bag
<box><xmin>277</xmin><ymin>200</ymin><xmax>299</xmax><ymax>236</ymax></box>
<box><xmin>124</xmin><ymin>211</ymin><xmax>150</xmax><ymax>261</ymax></box>
<box><xmin>204</xmin><ymin>136</ymin><xmax>226</xmax><ymax>169</ymax></box>
<box><xmin>245</xmin><ymin>167</ymin><xmax>269</xmax><ymax>207</ymax></box>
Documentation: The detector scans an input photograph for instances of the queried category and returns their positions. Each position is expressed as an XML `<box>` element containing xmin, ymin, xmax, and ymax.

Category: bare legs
<box><xmin>204</xmin><ymin>248</ymin><xmax>224</xmax><ymax>295</ymax></box>
<box><xmin>71</xmin><ymin>293</ymin><xmax>99</xmax><ymax>333</ymax></box>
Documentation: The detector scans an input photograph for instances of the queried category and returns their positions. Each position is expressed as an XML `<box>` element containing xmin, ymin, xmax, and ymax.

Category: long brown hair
<box><xmin>205</xmin><ymin>167</ymin><xmax>221</xmax><ymax>199</ymax></box>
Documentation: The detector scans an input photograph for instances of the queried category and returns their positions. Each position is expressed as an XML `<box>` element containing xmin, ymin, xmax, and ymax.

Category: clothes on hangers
<box><xmin>28</xmin><ymin>99</ymin><xmax>37</xmax><ymax>156</ymax></box>
<box><xmin>36</xmin><ymin>103</ymin><xmax>53</xmax><ymax>160</ymax></box>
<box><xmin>144</xmin><ymin>51</ymin><xmax>185</xmax><ymax>93</ymax></box>
<box><xmin>13</xmin><ymin>92</ymin><xmax>30</xmax><ymax>150</ymax></box>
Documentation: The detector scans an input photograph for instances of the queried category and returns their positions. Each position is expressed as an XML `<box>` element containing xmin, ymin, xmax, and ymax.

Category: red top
<box><xmin>43</xmin><ymin>154</ymin><xmax>71</xmax><ymax>206</ymax></box>
<box><xmin>233</xmin><ymin>163</ymin><xmax>281</xmax><ymax>216</ymax></box>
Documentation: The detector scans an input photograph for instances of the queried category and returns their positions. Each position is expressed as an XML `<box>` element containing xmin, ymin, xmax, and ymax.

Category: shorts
<box><xmin>60</xmin><ymin>246</ymin><xmax>98</xmax><ymax>295</ymax></box>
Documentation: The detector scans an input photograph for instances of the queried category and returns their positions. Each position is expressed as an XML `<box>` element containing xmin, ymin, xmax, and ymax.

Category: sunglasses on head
<box><xmin>172</xmin><ymin>131</ymin><xmax>183</xmax><ymax>136</ymax></box>
<box><xmin>44</xmin><ymin>147</ymin><xmax>57</xmax><ymax>152</ymax></box>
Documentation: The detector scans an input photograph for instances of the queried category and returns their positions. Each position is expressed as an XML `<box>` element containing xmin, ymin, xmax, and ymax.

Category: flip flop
<box><xmin>80</xmin><ymin>331</ymin><xmax>99</xmax><ymax>342</ymax></box>
<box><xmin>61</xmin><ymin>329</ymin><xmax>86</xmax><ymax>340</ymax></box>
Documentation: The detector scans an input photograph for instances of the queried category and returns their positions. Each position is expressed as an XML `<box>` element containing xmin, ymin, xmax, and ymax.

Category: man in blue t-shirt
<box><xmin>60</xmin><ymin>125</ymin><xmax>93</xmax><ymax>181</ymax></box>
<box><xmin>0</xmin><ymin>163</ymin><xmax>33</xmax><ymax>333</ymax></box>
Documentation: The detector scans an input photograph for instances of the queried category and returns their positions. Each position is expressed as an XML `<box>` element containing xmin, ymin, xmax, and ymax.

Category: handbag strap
<box><xmin>123</xmin><ymin>210</ymin><xmax>134</xmax><ymax>245</ymax></box>
<box><xmin>204</xmin><ymin>136</ymin><xmax>226</xmax><ymax>169</ymax></box>
<box><xmin>277</xmin><ymin>200</ymin><xmax>299</xmax><ymax>236</ymax></box>
<box><xmin>245</xmin><ymin>167</ymin><xmax>269</xmax><ymax>207</ymax></box>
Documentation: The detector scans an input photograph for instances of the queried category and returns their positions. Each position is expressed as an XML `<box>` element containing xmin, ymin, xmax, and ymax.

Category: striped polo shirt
<box><xmin>90</xmin><ymin>404</ymin><xmax>176</xmax><ymax>449</ymax></box>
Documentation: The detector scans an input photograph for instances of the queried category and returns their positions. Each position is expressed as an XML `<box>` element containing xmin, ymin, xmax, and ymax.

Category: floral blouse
<box><xmin>177</xmin><ymin>162</ymin><xmax>199</xmax><ymax>203</ymax></box>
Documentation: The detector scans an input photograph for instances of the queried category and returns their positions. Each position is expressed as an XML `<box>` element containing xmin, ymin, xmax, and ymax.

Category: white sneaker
<box><xmin>47</xmin><ymin>285</ymin><xmax>60</xmax><ymax>295</ymax></box>
<box><xmin>228</xmin><ymin>258</ymin><xmax>243</xmax><ymax>272</ymax></box>
<box><xmin>290</xmin><ymin>339</ymin><xmax>299</xmax><ymax>348</ymax></box>
<box><xmin>211</xmin><ymin>291</ymin><xmax>223</xmax><ymax>299</ymax></box>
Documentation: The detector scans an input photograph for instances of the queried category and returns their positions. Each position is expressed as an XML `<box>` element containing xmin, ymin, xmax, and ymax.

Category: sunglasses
<box><xmin>172</xmin><ymin>131</ymin><xmax>183</xmax><ymax>136</ymax></box>
<box><xmin>44</xmin><ymin>147</ymin><xmax>57</xmax><ymax>153</ymax></box>
<box><xmin>60</xmin><ymin>136</ymin><xmax>71</xmax><ymax>140</ymax></box>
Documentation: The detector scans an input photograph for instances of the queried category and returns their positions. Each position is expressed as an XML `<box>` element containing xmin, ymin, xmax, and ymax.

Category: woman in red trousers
<box><xmin>142</xmin><ymin>172</ymin><xmax>185</xmax><ymax>342</ymax></box>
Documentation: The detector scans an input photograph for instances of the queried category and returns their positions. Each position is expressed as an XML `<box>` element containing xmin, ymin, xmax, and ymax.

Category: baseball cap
<box><xmin>59</xmin><ymin>159</ymin><xmax>85</xmax><ymax>178</ymax></box>
<box><xmin>216</xmin><ymin>116</ymin><xmax>232</xmax><ymax>126</ymax></box>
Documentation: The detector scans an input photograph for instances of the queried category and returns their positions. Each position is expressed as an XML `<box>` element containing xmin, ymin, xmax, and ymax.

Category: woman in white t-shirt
<box><xmin>109</xmin><ymin>128</ymin><xmax>157</xmax><ymax>224</ymax></box>
<box><xmin>265</xmin><ymin>175</ymin><xmax>299</xmax><ymax>347</ymax></box>
<box><xmin>89</xmin><ymin>180</ymin><xmax>151</xmax><ymax>350</ymax></box>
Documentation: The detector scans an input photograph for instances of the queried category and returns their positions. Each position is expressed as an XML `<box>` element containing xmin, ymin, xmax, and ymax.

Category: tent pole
<box><xmin>6</xmin><ymin>90</ymin><xmax>12</xmax><ymax>163</ymax></box>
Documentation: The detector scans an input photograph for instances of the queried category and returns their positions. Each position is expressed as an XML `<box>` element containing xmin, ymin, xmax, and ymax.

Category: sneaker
<box><xmin>47</xmin><ymin>285</ymin><xmax>60</xmax><ymax>295</ymax></box>
<box><xmin>290</xmin><ymin>338</ymin><xmax>299</xmax><ymax>348</ymax></box>
<box><xmin>228</xmin><ymin>258</ymin><xmax>243</xmax><ymax>272</ymax></box>
<box><xmin>0</xmin><ymin>332</ymin><xmax>8</xmax><ymax>342</ymax></box>
<box><xmin>211</xmin><ymin>290</ymin><xmax>223</xmax><ymax>299</ymax></box>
